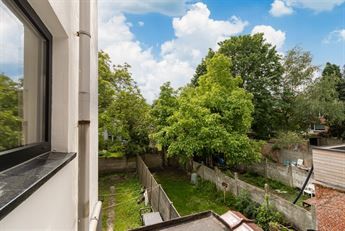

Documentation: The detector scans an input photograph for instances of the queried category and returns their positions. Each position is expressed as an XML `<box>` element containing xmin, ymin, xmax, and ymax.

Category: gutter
<box><xmin>78</xmin><ymin>0</ymin><xmax>101</xmax><ymax>230</ymax></box>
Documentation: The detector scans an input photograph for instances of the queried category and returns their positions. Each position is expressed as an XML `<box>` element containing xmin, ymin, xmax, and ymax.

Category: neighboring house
<box><xmin>312</xmin><ymin>145</ymin><xmax>345</xmax><ymax>231</ymax></box>
<box><xmin>0</xmin><ymin>0</ymin><xmax>99</xmax><ymax>230</ymax></box>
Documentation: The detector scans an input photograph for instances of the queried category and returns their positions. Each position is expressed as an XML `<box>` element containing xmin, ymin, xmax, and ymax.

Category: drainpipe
<box><xmin>78</xmin><ymin>0</ymin><xmax>91</xmax><ymax>230</ymax></box>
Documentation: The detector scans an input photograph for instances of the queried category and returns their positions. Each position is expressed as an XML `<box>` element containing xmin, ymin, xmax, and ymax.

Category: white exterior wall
<box><xmin>0</xmin><ymin>0</ymin><xmax>98</xmax><ymax>230</ymax></box>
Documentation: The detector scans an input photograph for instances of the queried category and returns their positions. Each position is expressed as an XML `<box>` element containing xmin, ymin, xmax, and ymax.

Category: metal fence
<box><xmin>137</xmin><ymin>155</ymin><xmax>180</xmax><ymax>221</ymax></box>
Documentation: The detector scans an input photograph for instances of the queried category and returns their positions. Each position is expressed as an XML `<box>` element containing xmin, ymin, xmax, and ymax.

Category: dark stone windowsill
<box><xmin>0</xmin><ymin>152</ymin><xmax>76</xmax><ymax>220</ymax></box>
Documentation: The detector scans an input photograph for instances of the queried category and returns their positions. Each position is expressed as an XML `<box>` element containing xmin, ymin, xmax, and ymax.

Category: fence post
<box><xmin>169</xmin><ymin>202</ymin><xmax>172</xmax><ymax>220</ymax></box>
<box><xmin>150</xmin><ymin>174</ymin><xmax>153</xmax><ymax>203</ymax></box>
<box><xmin>288</xmin><ymin>164</ymin><xmax>293</xmax><ymax>187</ymax></box>
<box><xmin>234</xmin><ymin>172</ymin><xmax>239</xmax><ymax>196</ymax></box>
<box><xmin>157</xmin><ymin>185</ymin><xmax>161</xmax><ymax>212</ymax></box>
<box><xmin>265</xmin><ymin>158</ymin><xmax>268</xmax><ymax>178</ymax></box>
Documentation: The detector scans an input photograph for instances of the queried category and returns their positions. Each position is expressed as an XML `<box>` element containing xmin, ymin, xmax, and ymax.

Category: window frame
<box><xmin>0</xmin><ymin>0</ymin><xmax>52</xmax><ymax>172</ymax></box>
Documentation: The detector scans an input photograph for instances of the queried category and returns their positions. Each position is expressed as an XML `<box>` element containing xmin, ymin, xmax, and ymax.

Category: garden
<box><xmin>154</xmin><ymin>169</ymin><xmax>295</xmax><ymax>231</ymax></box>
<box><xmin>99</xmin><ymin>173</ymin><xmax>149</xmax><ymax>231</ymax></box>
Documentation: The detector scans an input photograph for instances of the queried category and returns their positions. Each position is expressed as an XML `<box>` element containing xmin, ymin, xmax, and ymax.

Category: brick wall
<box><xmin>315</xmin><ymin>184</ymin><xmax>345</xmax><ymax>231</ymax></box>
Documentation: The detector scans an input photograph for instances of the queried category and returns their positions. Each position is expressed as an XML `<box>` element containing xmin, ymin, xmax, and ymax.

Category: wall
<box><xmin>0</xmin><ymin>160</ymin><xmax>78</xmax><ymax>230</ymax></box>
<box><xmin>99</xmin><ymin>156</ymin><xmax>137</xmax><ymax>173</ymax></box>
<box><xmin>99</xmin><ymin>154</ymin><xmax>163</xmax><ymax>174</ymax></box>
<box><xmin>0</xmin><ymin>0</ymin><xmax>99</xmax><ymax>230</ymax></box>
<box><xmin>242</xmin><ymin>161</ymin><xmax>312</xmax><ymax>189</ymax></box>
<box><xmin>193</xmin><ymin>162</ymin><xmax>314</xmax><ymax>231</ymax></box>
<box><xmin>279</xmin><ymin>149</ymin><xmax>312</xmax><ymax>167</ymax></box>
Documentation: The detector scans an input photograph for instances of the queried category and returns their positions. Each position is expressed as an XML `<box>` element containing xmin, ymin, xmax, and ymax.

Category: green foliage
<box><xmin>294</xmin><ymin>75</ymin><xmax>345</xmax><ymax>131</ymax></box>
<box><xmin>269</xmin><ymin>222</ymin><xmax>293</xmax><ymax>231</ymax></box>
<box><xmin>193</xmin><ymin>34</ymin><xmax>283</xmax><ymax>139</ymax></box>
<box><xmin>279</xmin><ymin>47</ymin><xmax>319</xmax><ymax>131</ymax></box>
<box><xmin>150</xmin><ymin>82</ymin><xmax>178</xmax><ymax>151</ymax></box>
<box><xmin>155</xmin><ymin>170</ymin><xmax>233</xmax><ymax>216</ymax></box>
<box><xmin>256</xmin><ymin>195</ymin><xmax>282</xmax><ymax>231</ymax></box>
<box><xmin>235</xmin><ymin>191</ymin><xmax>259</xmax><ymax>219</ymax></box>
<box><xmin>98</xmin><ymin>51</ymin><xmax>151</xmax><ymax>156</ymax></box>
<box><xmin>0</xmin><ymin>74</ymin><xmax>22</xmax><ymax>151</ymax></box>
<box><xmin>239</xmin><ymin>172</ymin><xmax>309</xmax><ymax>206</ymax></box>
<box><xmin>99</xmin><ymin>173</ymin><xmax>148</xmax><ymax>230</ymax></box>
<box><xmin>274</xmin><ymin>131</ymin><xmax>305</xmax><ymax>150</ymax></box>
<box><xmin>190</xmin><ymin>48</ymin><xmax>215</xmax><ymax>87</ymax></box>
<box><xmin>165</xmin><ymin>54</ymin><xmax>263</xmax><ymax>165</ymax></box>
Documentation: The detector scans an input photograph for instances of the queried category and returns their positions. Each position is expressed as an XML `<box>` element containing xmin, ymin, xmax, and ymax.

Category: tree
<box><xmin>98</xmin><ymin>51</ymin><xmax>151</xmax><ymax>156</ymax></box>
<box><xmin>322</xmin><ymin>62</ymin><xmax>342</xmax><ymax>78</ymax></box>
<box><xmin>190</xmin><ymin>49</ymin><xmax>215</xmax><ymax>86</ymax></box>
<box><xmin>150</xmin><ymin>82</ymin><xmax>179</xmax><ymax>165</ymax></box>
<box><xmin>165</xmin><ymin>54</ymin><xmax>262</xmax><ymax>165</ymax></box>
<box><xmin>321</xmin><ymin>63</ymin><xmax>345</xmax><ymax>138</ymax></box>
<box><xmin>192</xmin><ymin>34</ymin><xmax>283</xmax><ymax>139</ymax></box>
<box><xmin>279</xmin><ymin>47</ymin><xmax>318</xmax><ymax>131</ymax></box>
<box><xmin>0</xmin><ymin>74</ymin><xmax>22</xmax><ymax>151</ymax></box>
<box><xmin>294</xmin><ymin>75</ymin><xmax>345</xmax><ymax>132</ymax></box>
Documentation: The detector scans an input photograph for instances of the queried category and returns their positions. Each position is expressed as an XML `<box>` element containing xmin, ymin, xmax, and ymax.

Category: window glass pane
<box><xmin>0</xmin><ymin>0</ymin><xmax>47</xmax><ymax>151</ymax></box>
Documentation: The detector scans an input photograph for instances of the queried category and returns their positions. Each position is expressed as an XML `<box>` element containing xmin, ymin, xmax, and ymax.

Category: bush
<box><xmin>269</xmin><ymin>222</ymin><xmax>293</xmax><ymax>231</ymax></box>
<box><xmin>256</xmin><ymin>195</ymin><xmax>282</xmax><ymax>231</ymax></box>
<box><xmin>234</xmin><ymin>191</ymin><xmax>259</xmax><ymax>219</ymax></box>
<box><xmin>274</xmin><ymin>131</ymin><xmax>305</xmax><ymax>150</ymax></box>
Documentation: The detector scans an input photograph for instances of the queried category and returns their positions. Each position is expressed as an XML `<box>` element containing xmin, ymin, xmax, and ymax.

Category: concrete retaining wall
<box><xmin>99</xmin><ymin>153</ymin><xmax>163</xmax><ymax>174</ymax></box>
<box><xmin>192</xmin><ymin>161</ymin><xmax>315</xmax><ymax>231</ymax></box>
<box><xmin>242</xmin><ymin>160</ymin><xmax>312</xmax><ymax>189</ymax></box>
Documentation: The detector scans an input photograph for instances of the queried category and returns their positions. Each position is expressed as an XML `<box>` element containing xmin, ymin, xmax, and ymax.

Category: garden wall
<box><xmin>192</xmin><ymin>161</ymin><xmax>315</xmax><ymax>231</ymax></box>
<box><xmin>242</xmin><ymin>160</ymin><xmax>312</xmax><ymax>189</ymax></box>
<box><xmin>99</xmin><ymin>153</ymin><xmax>163</xmax><ymax>174</ymax></box>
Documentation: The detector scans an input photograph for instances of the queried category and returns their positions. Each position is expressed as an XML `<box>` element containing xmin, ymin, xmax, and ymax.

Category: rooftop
<box><xmin>130</xmin><ymin>211</ymin><xmax>262</xmax><ymax>231</ymax></box>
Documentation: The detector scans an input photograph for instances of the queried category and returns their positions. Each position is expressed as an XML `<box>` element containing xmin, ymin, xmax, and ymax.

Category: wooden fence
<box><xmin>137</xmin><ymin>155</ymin><xmax>180</xmax><ymax>221</ymax></box>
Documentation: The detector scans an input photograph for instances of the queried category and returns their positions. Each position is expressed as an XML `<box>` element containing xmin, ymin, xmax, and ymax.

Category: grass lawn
<box><xmin>238</xmin><ymin>172</ymin><xmax>310</xmax><ymax>207</ymax></box>
<box><xmin>99</xmin><ymin>173</ymin><xmax>148</xmax><ymax>231</ymax></box>
<box><xmin>154</xmin><ymin>169</ymin><xmax>235</xmax><ymax>216</ymax></box>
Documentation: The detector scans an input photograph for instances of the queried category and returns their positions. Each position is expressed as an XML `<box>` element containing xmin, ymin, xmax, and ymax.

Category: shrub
<box><xmin>269</xmin><ymin>222</ymin><xmax>293</xmax><ymax>231</ymax></box>
<box><xmin>256</xmin><ymin>195</ymin><xmax>282</xmax><ymax>231</ymax></box>
<box><xmin>274</xmin><ymin>131</ymin><xmax>305</xmax><ymax>150</ymax></box>
<box><xmin>234</xmin><ymin>191</ymin><xmax>259</xmax><ymax>219</ymax></box>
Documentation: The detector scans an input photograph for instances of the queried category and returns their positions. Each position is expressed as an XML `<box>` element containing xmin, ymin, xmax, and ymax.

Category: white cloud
<box><xmin>251</xmin><ymin>25</ymin><xmax>286</xmax><ymax>50</ymax></box>
<box><xmin>99</xmin><ymin>2</ymin><xmax>248</xmax><ymax>102</ymax></box>
<box><xmin>138</xmin><ymin>21</ymin><xmax>144</xmax><ymax>27</ymax></box>
<box><xmin>269</xmin><ymin>0</ymin><xmax>293</xmax><ymax>17</ymax></box>
<box><xmin>269</xmin><ymin>0</ymin><xmax>345</xmax><ymax>16</ymax></box>
<box><xmin>324</xmin><ymin>29</ymin><xmax>345</xmax><ymax>43</ymax></box>
<box><xmin>0</xmin><ymin>3</ymin><xmax>23</xmax><ymax>65</ymax></box>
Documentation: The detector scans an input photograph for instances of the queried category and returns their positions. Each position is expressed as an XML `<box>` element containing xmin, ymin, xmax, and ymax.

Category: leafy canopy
<box><xmin>150</xmin><ymin>82</ymin><xmax>178</xmax><ymax>151</ymax></box>
<box><xmin>192</xmin><ymin>34</ymin><xmax>284</xmax><ymax>139</ymax></box>
<box><xmin>98</xmin><ymin>51</ymin><xmax>151</xmax><ymax>156</ymax></box>
<box><xmin>165</xmin><ymin>54</ymin><xmax>262</xmax><ymax>165</ymax></box>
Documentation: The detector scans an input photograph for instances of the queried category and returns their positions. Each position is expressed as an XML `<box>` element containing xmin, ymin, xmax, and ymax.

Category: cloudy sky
<box><xmin>99</xmin><ymin>0</ymin><xmax>345</xmax><ymax>102</ymax></box>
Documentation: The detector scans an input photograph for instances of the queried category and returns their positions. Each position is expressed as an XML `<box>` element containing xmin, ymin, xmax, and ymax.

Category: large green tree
<box><xmin>150</xmin><ymin>82</ymin><xmax>179</xmax><ymax>164</ymax></box>
<box><xmin>192</xmin><ymin>34</ymin><xmax>283</xmax><ymax>139</ymax></box>
<box><xmin>98</xmin><ymin>51</ymin><xmax>151</xmax><ymax>156</ymax></box>
<box><xmin>279</xmin><ymin>47</ymin><xmax>318</xmax><ymax>131</ymax></box>
<box><xmin>165</xmin><ymin>54</ymin><xmax>262</xmax><ymax>165</ymax></box>
<box><xmin>293</xmin><ymin>75</ymin><xmax>345</xmax><ymax>132</ymax></box>
<box><xmin>0</xmin><ymin>74</ymin><xmax>22</xmax><ymax>151</ymax></box>
<box><xmin>150</xmin><ymin>82</ymin><xmax>178</xmax><ymax>149</ymax></box>
<box><xmin>321</xmin><ymin>62</ymin><xmax>345</xmax><ymax>138</ymax></box>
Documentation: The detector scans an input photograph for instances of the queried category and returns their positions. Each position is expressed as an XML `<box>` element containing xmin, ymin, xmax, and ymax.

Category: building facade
<box><xmin>0</xmin><ymin>0</ymin><xmax>99</xmax><ymax>230</ymax></box>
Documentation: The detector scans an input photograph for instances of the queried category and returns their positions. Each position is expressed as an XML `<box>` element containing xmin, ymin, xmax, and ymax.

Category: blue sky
<box><xmin>101</xmin><ymin>0</ymin><xmax>343</xmax><ymax>101</ymax></box>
